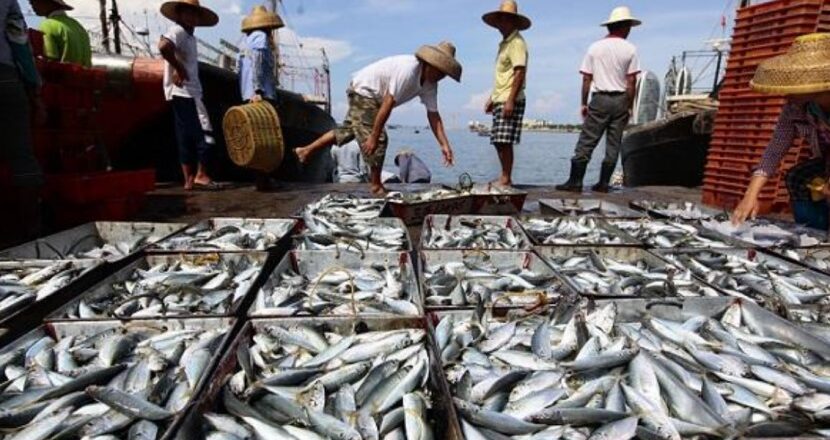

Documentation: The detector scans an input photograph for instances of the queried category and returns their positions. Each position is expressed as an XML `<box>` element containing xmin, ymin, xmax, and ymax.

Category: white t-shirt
<box><xmin>350</xmin><ymin>55</ymin><xmax>439</xmax><ymax>112</ymax></box>
<box><xmin>580</xmin><ymin>37</ymin><xmax>640</xmax><ymax>93</ymax></box>
<box><xmin>162</xmin><ymin>24</ymin><xmax>202</xmax><ymax>101</ymax></box>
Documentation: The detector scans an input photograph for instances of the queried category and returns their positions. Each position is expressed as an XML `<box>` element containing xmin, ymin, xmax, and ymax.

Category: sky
<box><xmin>25</xmin><ymin>0</ymin><xmax>737</xmax><ymax>127</ymax></box>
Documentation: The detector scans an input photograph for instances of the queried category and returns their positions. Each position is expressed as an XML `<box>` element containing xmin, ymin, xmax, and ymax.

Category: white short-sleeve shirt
<box><xmin>580</xmin><ymin>37</ymin><xmax>640</xmax><ymax>93</ymax></box>
<box><xmin>162</xmin><ymin>24</ymin><xmax>202</xmax><ymax>101</ymax></box>
<box><xmin>349</xmin><ymin>55</ymin><xmax>438</xmax><ymax>112</ymax></box>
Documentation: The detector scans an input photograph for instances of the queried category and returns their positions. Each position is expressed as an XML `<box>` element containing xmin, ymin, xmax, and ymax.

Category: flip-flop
<box><xmin>192</xmin><ymin>181</ymin><xmax>225</xmax><ymax>192</ymax></box>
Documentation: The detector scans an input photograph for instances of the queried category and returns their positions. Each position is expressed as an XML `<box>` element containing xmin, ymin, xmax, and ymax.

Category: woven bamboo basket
<box><xmin>222</xmin><ymin>102</ymin><xmax>284</xmax><ymax>173</ymax></box>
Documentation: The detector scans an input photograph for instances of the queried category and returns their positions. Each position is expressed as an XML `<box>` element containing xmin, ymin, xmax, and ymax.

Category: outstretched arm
<box><xmin>428</xmin><ymin>111</ymin><xmax>454</xmax><ymax>166</ymax></box>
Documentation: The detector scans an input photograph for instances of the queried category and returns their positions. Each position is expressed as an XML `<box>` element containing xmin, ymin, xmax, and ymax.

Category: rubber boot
<box><xmin>555</xmin><ymin>161</ymin><xmax>587</xmax><ymax>192</ymax></box>
<box><xmin>591</xmin><ymin>163</ymin><xmax>616</xmax><ymax>193</ymax></box>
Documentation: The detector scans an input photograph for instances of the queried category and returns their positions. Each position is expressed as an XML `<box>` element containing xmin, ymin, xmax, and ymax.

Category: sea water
<box><xmin>381</xmin><ymin>129</ymin><xmax>605</xmax><ymax>186</ymax></box>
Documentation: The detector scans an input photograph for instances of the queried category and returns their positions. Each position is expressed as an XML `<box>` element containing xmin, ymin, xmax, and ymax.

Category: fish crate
<box><xmin>419</xmin><ymin>249</ymin><xmax>571</xmax><ymax>310</ymax></box>
<box><xmin>607</xmin><ymin>218</ymin><xmax>741</xmax><ymax>249</ymax></box>
<box><xmin>443</xmin><ymin>184</ymin><xmax>528</xmax><ymax>215</ymax></box>
<box><xmin>383</xmin><ymin>191</ymin><xmax>476</xmax><ymax>226</ymax></box>
<box><xmin>0</xmin><ymin>258</ymin><xmax>104</xmax><ymax>346</ymax></box>
<box><xmin>429</xmin><ymin>296</ymin><xmax>830</xmax><ymax>439</ymax></box>
<box><xmin>292</xmin><ymin>194</ymin><xmax>388</xmax><ymax>223</ymax></box>
<box><xmin>174</xmin><ymin>316</ymin><xmax>464</xmax><ymax>440</ymax></box>
<box><xmin>46</xmin><ymin>252</ymin><xmax>271</xmax><ymax>321</ymax></box>
<box><xmin>519</xmin><ymin>216</ymin><xmax>641</xmax><ymax>247</ymax></box>
<box><xmin>0</xmin><ymin>221</ymin><xmax>187</xmax><ymax>263</ymax></box>
<box><xmin>536</xmin><ymin>246</ymin><xmax>722</xmax><ymax>299</ymax></box>
<box><xmin>421</xmin><ymin>215</ymin><xmax>532</xmax><ymax>251</ymax></box>
<box><xmin>294</xmin><ymin>216</ymin><xmax>414</xmax><ymax>253</ymax></box>
<box><xmin>698</xmin><ymin>218</ymin><xmax>830</xmax><ymax>249</ymax></box>
<box><xmin>657</xmin><ymin>248</ymin><xmax>830</xmax><ymax>311</ymax></box>
<box><xmin>0</xmin><ymin>317</ymin><xmax>236</xmax><ymax>440</ymax></box>
<box><xmin>765</xmin><ymin>247</ymin><xmax>830</xmax><ymax>276</ymax></box>
<box><xmin>538</xmin><ymin>198</ymin><xmax>644</xmax><ymax>218</ymax></box>
<box><xmin>249</xmin><ymin>250</ymin><xmax>423</xmax><ymax>318</ymax></box>
<box><xmin>151</xmin><ymin>218</ymin><xmax>297</xmax><ymax>254</ymax></box>
<box><xmin>629</xmin><ymin>200</ymin><xmax>729</xmax><ymax>222</ymax></box>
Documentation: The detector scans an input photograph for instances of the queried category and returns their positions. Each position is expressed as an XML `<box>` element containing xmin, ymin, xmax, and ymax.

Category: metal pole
<box><xmin>99</xmin><ymin>0</ymin><xmax>110</xmax><ymax>53</ymax></box>
<box><xmin>713</xmin><ymin>50</ymin><xmax>724</xmax><ymax>93</ymax></box>
<box><xmin>110</xmin><ymin>0</ymin><xmax>122</xmax><ymax>55</ymax></box>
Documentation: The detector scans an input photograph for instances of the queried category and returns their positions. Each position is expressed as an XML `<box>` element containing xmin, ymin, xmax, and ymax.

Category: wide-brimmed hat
<box><xmin>483</xmin><ymin>0</ymin><xmax>531</xmax><ymax>31</ymax></box>
<box><xmin>416</xmin><ymin>41</ymin><xmax>463</xmax><ymax>82</ymax></box>
<box><xmin>752</xmin><ymin>33</ymin><xmax>830</xmax><ymax>95</ymax></box>
<box><xmin>161</xmin><ymin>0</ymin><xmax>219</xmax><ymax>27</ymax></box>
<box><xmin>601</xmin><ymin>6</ymin><xmax>642</xmax><ymax>27</ymax></box>
<box><xmin>45</xmin><ymin>0</ymin><xmax>73</xmax><ymax>11</ymax></box>
<box><xmin>242</xmin><ymin>5</ymin><xmax>284</xmax><ymax>32</ymax></box>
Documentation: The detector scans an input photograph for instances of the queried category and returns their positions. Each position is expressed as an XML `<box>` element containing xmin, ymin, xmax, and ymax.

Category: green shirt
<box><xmin>40</xmin><ymin>12</ymin><xmax>91</xmax><ymax>67</ymax></box>
<box><xmin>491</xmin><ymin>30</ymin><xmax>528</xmax><ymax>103</ymax></box>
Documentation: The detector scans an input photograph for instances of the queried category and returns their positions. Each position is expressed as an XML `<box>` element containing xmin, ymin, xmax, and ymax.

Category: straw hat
<box><xmin>161</xmin><ymin>0</ymin><xmax>219</xmax><ymax>27</ymax></box>
<box><xmin>751</xmin><ymin>33</ymin><xmax>830</xmax><ymax>95</ymax></box>
<box><xmin>415</xmin><ymin>41</ymin><xmax>463</xmax><ymax>82</ymax></box>
<box><xmin>45</xmin><ymin>0</ymin><xmax>73</xmax><ymax>11</ymax></box>
<box><xmin>601</xmin><ymin>6</ymin><xmax>642</xmax><ymax>27</ymax></box>
<box><xmin>242</xmin><ymin>6</ymin><xmax>284</xmax><ymax>32</ymax></box>
<box><xmin>483</xmin><ymin>0</ymin><xmax>531</xmax><ymax>31</ymax></box>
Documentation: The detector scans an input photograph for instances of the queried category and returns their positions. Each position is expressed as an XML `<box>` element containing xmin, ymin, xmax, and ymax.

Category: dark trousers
<box><xmin>171</xmin><ymin>96</ymin><xmax>210</xmax><ymax>166</ymax></box>
<box><xmin>786</xmin><ymin>158</ymin><xmax>829</xmax><ymax>230</ymax></box>
<box><xmin>571</xmin><ymin>92</ymin><xmax>629</xmax><ymax>168</ymax></box>
<box><xmin>0</xmin><ymin>65</ymin><xmax>42</xmax><ymax>187</ymax></box>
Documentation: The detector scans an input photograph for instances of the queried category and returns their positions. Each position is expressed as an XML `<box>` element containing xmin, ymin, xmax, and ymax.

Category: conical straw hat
<box><xmin>601</xmin><ymin>6</ymin><xmax>641</xmax><ymax>27</ymax></box>
<box><xmin>416</xmin><ymin>41</ymin><xmax>463</xmax><ymax>82</ymax></box>
<box><xmin>47</xmin><ymin>0</ymin><xmax>73</xmax><ymax>11</ymax></box>
<box><xmin>752</xmin><ymin>33</ymin><xmax>830</xmax><ymax>95</ymax></box>
<box><xmin>242</xmin><ymin>6</ymin><xmax>284</xmax><ymax>32</ymax></box>
<box><xmin>160</xmin><ymin>0</ymin><xmax>219</xmax><ymax>27</ymax></box>
<box><xmin>483</xmin><ymin>0</ymin><xmax>531</xmax><ymax>31</ymax></box>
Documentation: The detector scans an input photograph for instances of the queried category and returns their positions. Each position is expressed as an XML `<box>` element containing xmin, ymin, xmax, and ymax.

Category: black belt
<box><xmin>594</xmin><ymin>91</ymin><xmax>626</xmax><ymax>95</ymax></box>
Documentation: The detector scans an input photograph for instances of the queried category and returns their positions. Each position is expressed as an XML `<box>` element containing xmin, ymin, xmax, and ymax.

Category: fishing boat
<box><xmin>622</xmin><ymin>40</ymin><xmax>728</xmax><ymax>188</ymax></box>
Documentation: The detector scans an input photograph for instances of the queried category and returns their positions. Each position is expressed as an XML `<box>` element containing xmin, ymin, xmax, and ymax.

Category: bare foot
<box><xmin>295</xmin><ymin>147</ymin><xmax>312</xmax><ymax>165</ymax></box>
<box><xmin>183</xmin><ymin>178</ymin><xmax>194</xmax><ymax>191</ymax></box>
<box><xmin>491</xmin><ymin>177</ymin><xmax>512</xmax><ymax>188</ymax></box>
<box><xmin>369</xmin><ymin>184</ymin><xmax>388</xmax><ymax>196</ymax></box>
<box><xmin>194</xmin><ymin>174</ymin><xmax>213</xmax><ymax>186</ymax></box>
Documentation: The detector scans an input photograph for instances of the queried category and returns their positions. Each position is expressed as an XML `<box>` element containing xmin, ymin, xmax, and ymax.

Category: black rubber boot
<box><xmin>555</xmin><ymin>161</ymin><xmax>587</xmax><ymax>192</ymax></box>
<box><xmin>591</xmin><ymin>163</ymin><xmax>616</xmax><ymax>193</ymax></box>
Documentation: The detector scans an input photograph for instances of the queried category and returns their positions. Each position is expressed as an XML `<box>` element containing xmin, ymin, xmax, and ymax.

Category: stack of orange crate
<box><xmin>703</xmin><ymin>0</ymin><xmax>827</xmax><ymax>214</ymax></box>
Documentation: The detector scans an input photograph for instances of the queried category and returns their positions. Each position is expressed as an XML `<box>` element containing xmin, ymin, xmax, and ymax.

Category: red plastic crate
<box><xmin>44</xmin><ymin>170</ymin><xmax>156</xmax><ymax>205</ymax></box>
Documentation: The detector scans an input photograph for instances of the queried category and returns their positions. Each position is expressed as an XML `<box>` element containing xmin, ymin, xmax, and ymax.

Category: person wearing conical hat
<box><xmin>158</xmin><ymin>0</ymin><xmax>220</xmax><ymax>191</ymax></box>
<box><xmin>556</xmin><ymin>6</ymin><xmax>642</xmax><ymax>194</ymax></box>
<box><xmin>294</xmin><ymin>42</ymin><xmax>463</xmax><ymax>195</ymax></box>
<box><xmin>733</xmin><ymin>33</ymin><xmax>830</xmax><ymax>229</ymax></box>
<box><xmin>483</xmin><ymin>0</ymin><xmax>530</xmax><ymax>188</ymax></box>
<box><xmin>30</xmin><ymin>0</ymin><xmax>91</xmax><ymax>67</ymax></box>
<box><xmin>238</xmin><ymin>5</ymin><xmax>283</xmax><ymax>104</ymax></box>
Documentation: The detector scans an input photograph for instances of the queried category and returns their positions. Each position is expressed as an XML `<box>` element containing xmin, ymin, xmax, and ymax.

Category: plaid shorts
<box><xmin>491</xmin><ymin>100</ymin><xmax>526</xmax><ymax>146</ymax></box>
<box><xmin>334</xmin><ymin>91</ymin><xmax>388</xmax><ymax>168</ymax></box>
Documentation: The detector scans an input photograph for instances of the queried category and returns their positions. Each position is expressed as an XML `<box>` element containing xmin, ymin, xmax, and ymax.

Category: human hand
<box><xmin>173</xmin><ymin>68</ymin><xmax>189</xmax><ymax>87</ymax></box>
<box><xmin>503</xmin><ymin>100</ymin><xmax>515</xmax><ymax>119</ymax></box>
<box><xmin>581</xmin><ymin>105</ymin><xmax>590</xmax><ymax>120</ymax></box>
<box><xmin>731</xmin><ymin>195</ymin><xmax>760</xmax><ymax>225</ymax></box>
<box><xmin>442</xmin><ymin>146</ymin><xmax>455</xmax><ymax>167</ymax></box>
<box><xmin>485</xmin><ymin>98</ymin><xmax>494</xmax><ymax>115</ymax></box>
<box><xmin>251</xmin><ymin>93</ymin><xmax>263</xmax><ymax>103</ymax></box>
<box><xmin>363</xmin><ymin>136</ymin><xmax>378</xmax><ymax>156</ymax></box>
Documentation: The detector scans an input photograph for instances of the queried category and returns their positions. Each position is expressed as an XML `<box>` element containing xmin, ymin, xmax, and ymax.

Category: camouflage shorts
<box><xmin>334</xmin><ymin>91</ymin><xmax>388</xmax><ymax>168</ymax></box>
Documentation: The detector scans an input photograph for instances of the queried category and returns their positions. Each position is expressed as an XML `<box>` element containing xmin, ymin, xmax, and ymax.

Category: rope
<box><xmin>307</xmin><ymin>266</ymin><xmax>359</xmax><ymax>317</ymax></box>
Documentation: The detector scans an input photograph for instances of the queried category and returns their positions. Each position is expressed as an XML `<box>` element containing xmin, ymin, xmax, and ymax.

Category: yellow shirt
<box><xmin>491</xmin><ymin>31</ymin><xmax>528</xmax><ymax>103</ymax></box>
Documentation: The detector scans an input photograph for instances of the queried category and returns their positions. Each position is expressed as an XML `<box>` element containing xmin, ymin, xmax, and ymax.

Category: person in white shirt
<box><xmin>331</xmin><ymin>141</ymin><xmax>368</xmax><ymax>183</ymax></box>
<box><xmin>294</xmin><ymin>42</ymin><xmax>462</xmax><ymax>195</ymax></box>
<box><xmin>556</xmin><ymin>6</ymin><xmax>641</xmax><ymax>193</ymax></box>
<box><xmin>158</xmin><ymin>0</ymin><xmax>219</xmax><ymax>191</ymax></box>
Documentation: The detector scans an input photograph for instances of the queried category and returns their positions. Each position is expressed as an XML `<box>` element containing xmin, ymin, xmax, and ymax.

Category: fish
<box><xmin>521</xmin><ymin>217</ymin><xmax>631</xmax><ymax>245</ymax></box>
<box><xmin>199</xmin><ymin>324</ymin><xmax>434</xmax><ymax>440</ymax></box>
<box><xmin>541</xmin><ymin>199</ymin><xmax>638</xmax><ymax>218</ymax></box>
<box><xmin>0</xmin><ymin>260</ymin><xmax>92</xmax><ymax>319</ymax></box>
<box><xmin>610</xmin><ymin>219</ymin><xmax>731</xmax><ymax>249</ymax></box>
<box><xmin>57</xmin><ymin>255</ymin><xmax>262</xmax><ymax>319</ymax></box>
<box><xmin>423</xmin><ymin>217</ymin><xmax>529</xmax><ymax>250</ymax></box>
<box><xmin>297</xmin><ymin>211</ymin><xmax>408</xmax><ymax>253</ymax></box>
<box><xmin>386</xmin><ymin>188</ymin><xmax>463</xmax><ymax>204</ymax></box>
<box><xmin>154</xmin><ymin>219</ymin><xmax>294</xmax><ymax>252</ymax></box>
<box><xmin>0</xmin><ymin>321</ymin><xmax>227</xmax><ymax>438</ymax></box>
<box><xmin>254</xmin><ymin>256</ymin><xmax>419</xmax><ymax>317</ymax></box>
<box><xmin>701</xmin><ymin>218</ymin><xmax>828</xmax><ymax>248</ymax></box>
<box><xmin>633</xmin><ymin>200</ymin><xmax>725</xmax><ymax>221</ymax></box>
<box><xmin>444</xmin><ymin>299</ymin><xmax>830</xmax><ymax>437</ymax></box>
<box><xmin>304</xmin><ymin>194</ymin><xmax>387</xmax><ymax>220</ymax></box>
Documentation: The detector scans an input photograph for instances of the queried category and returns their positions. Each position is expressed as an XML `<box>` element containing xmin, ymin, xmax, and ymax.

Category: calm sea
<box><xmin>381</xmin><ymin>129</ymin><xmax>606</xmax><ymax>186</ymax></box>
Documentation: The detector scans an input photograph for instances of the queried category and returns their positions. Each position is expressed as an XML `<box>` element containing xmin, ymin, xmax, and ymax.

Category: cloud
<box><xmin>531</xmin><ymin>93</ymin><xmax>565</xmax><ymax>116</ymax></box>
<box><xmin>298</xmin><ymin>36</ymin><xmax>355</xmax><ymax>64</ymax></box>
<box><xmin>464</xmin><ymin>90</ymin><xmax>491</xmax><ymax>112</ymax></box>
<box><xmin>361</xmin><ymin>0</ymin><xmax>416</xmax><ymax>14</ymax></box>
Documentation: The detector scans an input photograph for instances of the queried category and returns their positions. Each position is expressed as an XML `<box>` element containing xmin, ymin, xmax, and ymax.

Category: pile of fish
<box><xmin>781</xmin><ymin>248</ymin><xmax>830</xmax><ymax>272</ymax></box>
<box><xmin>0</xmin><ymin>260</ymin><xmax>94</xmax><ymax>319</ymax></box>
<box><xmin>154</xmin><ymin>220</ymin><xmax>294</xmax><ymax>252</ymax></box>
<box><xmin>543</xmin><ymin>250</ymin><xmax>721</xmax><ymax>298</ymax></box>
<box><xmin>437</xmin><ymin>301</ymin><xmax>830</xmax><ymax>439</ymax></box>
<box><xmin>0</xmin><ymin>321</ymin><xmax>227</xmax><ymax>438</ymax></box>
<box><xmin>200</xmin><ymin>324</ymin><xmax>435</xmax><ymax>439</ymax></box>
<box><xmin>702</xmin><ymin>219</ymin><xmax>829</xmax><ymax>248</ymax></box>
<box><xmin>521</xmin><ymin>217</ymin><xmax>630</xmax><ymax>245</ymax></box>
<box><xmin>611</xmin><ymin>219</ymin><xmax>731</xmax><ymax>248</ymax></box>
<box><xmin>304</xmin><ymin>194</ymin><xmax>387</xmax><ymax>221</ymax></box>
<box><xmin>57</xmin><ymin>255</ymin><xmax>263</xmax><ymax>319</ymax></box>
<box><xmin>387</xmin><ymin>188</ymin><xmax>462</xmax><ymax>203</ymax></box>
<box><xmin>664</xmin><ymin>250</ymin><xmax>830</xmax><ymax>305</ymax></box>
<box><xmin>633</xmin><ymin>201</ymin><xmax>724</xmax><ymax>221</ymax></box>
<box><xmin>298</xmin><ymin>213</ymin><xmax>409</xmax><ymax>253</ymax></box>
<box><xmin>422</xmin><ymin>253</ymin><xmax>561</xmax><ymax>307</ymax></box>
<box><xmin>254</xmin><ymin>260</ymin><xmax>420</xmax><ymax>316</ymax></box>
<box><xmin>423</xmin><ymin>218</ymin><xmax>529</xmax><ymax>250</ymax></box>
<box><xmin>541</xmin><ymin>199</ymin><xmax>638</xmax><ymax>218</ymax></box>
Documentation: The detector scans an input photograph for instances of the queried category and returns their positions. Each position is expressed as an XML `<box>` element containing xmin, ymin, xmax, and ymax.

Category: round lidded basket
<box><xmin>223</xmin><ymin>101</ymin><xmax>284</xmax><ymax>172</ymax></box>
